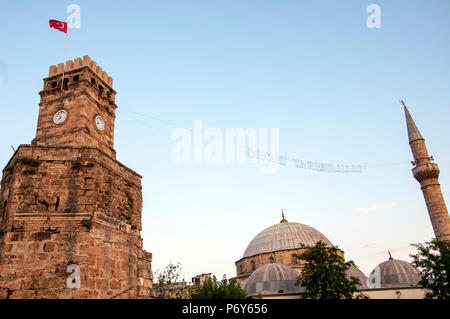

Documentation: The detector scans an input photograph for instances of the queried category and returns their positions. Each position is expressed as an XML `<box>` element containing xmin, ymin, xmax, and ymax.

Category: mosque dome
<box><xmin>346</xmin><ymin>266</ymin><xmax>369</xmax><ymax>289</ymax></box>
<box><xmin>243</xmin><ymin>221</ymin><xmax>333</xmax><ymax>258</ymax></box>
<box><xmin>367</xmin><ymin>255</ymin><xmax>421</xmax><ymax>288</ymax></box>
<box><xmin>242</xmin><ymin>263</ymin><xmax>304</xmax><ymax>296</ymax></box>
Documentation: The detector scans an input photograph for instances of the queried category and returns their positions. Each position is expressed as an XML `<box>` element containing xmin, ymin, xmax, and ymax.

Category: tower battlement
<box><xmin>48</xmin><ymin>55</ymin><xmax>113</xmax><ymax>88</ymax></box>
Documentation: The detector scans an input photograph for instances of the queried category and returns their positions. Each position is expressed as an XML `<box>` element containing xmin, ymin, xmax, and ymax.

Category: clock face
<box><xmin>53</xmin><ymin>109</ymin><xmax>67</xmax><ymax>124</ymax></box>
<box><xmin>95</xmin><ymin>115</ymin><xmax>105</xmax><ymax>131</ymax></box>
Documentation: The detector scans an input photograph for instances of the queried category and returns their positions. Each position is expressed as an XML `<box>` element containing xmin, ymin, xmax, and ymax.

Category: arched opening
<box><xmin>63</xmin><ymin>78</ymin><xmax>69</xmax><ymax>90</ymax></box>
<box><xmin>251</xmin><ymin>260</ymin><xmax>255</xmax><ymax>271</ymax></box>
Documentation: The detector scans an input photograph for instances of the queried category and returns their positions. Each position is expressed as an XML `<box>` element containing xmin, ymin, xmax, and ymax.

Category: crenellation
<box><xmin>47</xmin><ymin>55</ymin><xmax>113</xmax><ymax>89</ymax></box>
<box><xmin>48</xmin><ymin>65</ymin><xmax>57</xmax><ymax>76</ymax></box>
<box><xmin>65</xmin><ymin>60</ymin><xmax>74</xmax><ymax>71</ymax></box>
<box><xmin>90</xmin><ymin>60</ymin><xmax>97</xmax><ymax>72</ymax></box>
<box><xmin>74</xmin><ymin>57</ymin><xmax>82</xmax><ymax>68</ymax></box>
<box><xmin>56</xmin><ymin>63</ymin><xmax>64</xmax><ymax>74</ymax></box>
<box><xmin>96</xmin><ymin>66</ymin><xmax>103</xmax><ymax>77</ymax></box>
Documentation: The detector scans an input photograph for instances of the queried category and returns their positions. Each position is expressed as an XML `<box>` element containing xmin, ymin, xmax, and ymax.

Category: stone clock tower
<box><xmin>33</xmin><ymin>55</ymin><xmax>116</xmax><ymax>158</ymax></box>
<box><xmin>0</xmin><ymin>56</ymin><xmax>154</xmax><ymax>298</ymax></box>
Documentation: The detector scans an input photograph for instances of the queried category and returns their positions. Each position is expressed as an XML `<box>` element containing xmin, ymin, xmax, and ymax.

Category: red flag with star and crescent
<box><xmin>49</xmin><ymin>19</ymin><xmax>68</xmax><ymax>33</ymax></box>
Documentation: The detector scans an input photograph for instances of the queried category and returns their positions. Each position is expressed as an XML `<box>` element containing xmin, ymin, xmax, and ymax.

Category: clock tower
<box><xmin>0</xmin><ymin>56</ymin><xmax>154</xmax><ymax>299</ymax></box>
<box><xmin>33</xmin><ymin>55</ymin><xmax>117</xmax><ymax>158</ymax></box>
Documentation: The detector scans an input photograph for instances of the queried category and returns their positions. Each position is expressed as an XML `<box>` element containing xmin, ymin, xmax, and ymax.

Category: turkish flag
<box><xmin>49</xmin><ymin>19</ymin><xmax>68</xmax><ymax>33</ymax></box>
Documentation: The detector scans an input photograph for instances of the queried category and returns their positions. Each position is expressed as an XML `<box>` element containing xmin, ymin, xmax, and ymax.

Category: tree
<box><xmin>410</xmin><ymin>238</ymin><xmax>450</xmax><ymax>299</ymax></box>
<box><xmin>153</xmin><ymin>261</ymin><xmax>185</xmax><ymax>299</ymax></box>
<box><xmin>189</xmin><ymin>274</ymin><xmax>247</xmax><ymax>299</ymax></box>
<box><xmin>295</xmin><ymin>240</ymin><xmax>361</xmax><ymax>299</ymax></box>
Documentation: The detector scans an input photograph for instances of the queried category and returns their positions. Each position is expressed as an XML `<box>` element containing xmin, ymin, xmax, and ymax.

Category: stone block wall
<box><xmin>0</xmin><ymin>145</ymin><xmax>153</xmax><ymax>298</ymax></box>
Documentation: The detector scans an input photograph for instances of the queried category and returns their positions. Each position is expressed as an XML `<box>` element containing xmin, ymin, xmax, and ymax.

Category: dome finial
<box><xmin>280</xmin><ymin>209</ymin><xmax>288</xmax><ymax>223</ymax></box>
<box><xmin>388</xmin><ymin>250</ymin><xmax>393</xmax><ymax>260</ymax></box>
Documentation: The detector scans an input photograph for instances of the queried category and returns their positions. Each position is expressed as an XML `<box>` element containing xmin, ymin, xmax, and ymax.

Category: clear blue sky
<box><xmin>1</xmin><ymin>1</ymin><xmax>449</xmax><ymax>280</ymax></box>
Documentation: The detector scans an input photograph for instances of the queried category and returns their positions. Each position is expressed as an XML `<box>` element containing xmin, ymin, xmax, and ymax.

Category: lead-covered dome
<box><xmin>243</xmin><ymin>263</ymin><xmax>303</xmax><ymax>296</ymax></box>
<box><xmin>243</xmin><ymin>222</ymin><xmax>333</xmax><ymax>258</ymax></box>
<box><xmin>346</xmin><ymin>266</ymin><xmax>369</xmax><ymax>289</ymax></box>
<box><xmin>367</xmin><ymin>258</ymin><xmax>421</xmax><ymax>288</ymax></box>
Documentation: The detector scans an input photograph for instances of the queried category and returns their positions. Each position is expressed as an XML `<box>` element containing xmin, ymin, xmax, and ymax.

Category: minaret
<box><xmin>403</xmin><ymin>100</ymin><xmax>450</xmax><ymax>241</ymax></box>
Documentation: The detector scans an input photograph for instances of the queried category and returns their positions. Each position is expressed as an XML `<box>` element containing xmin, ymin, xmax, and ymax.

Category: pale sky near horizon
<box><xmin>1</xmin><ymin>1</ymin><xmax>449</xmax><ymax>281</ymax></box>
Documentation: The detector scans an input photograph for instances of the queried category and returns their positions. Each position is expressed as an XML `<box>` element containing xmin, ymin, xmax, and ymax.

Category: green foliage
<box><xmin>295</xmin><ymin>240</ymin><xmax>361</xmax><ymax>299</ymax></box>
<box><xmin>189</xmin><ymin>275</ymin><xmax>247</xmax><ymax>299</ymax></box>
<box><xmin>410</xmin><ymin>238</ymin><xmax>450</xmax><ymax>299</ymax></box>
<box><xmin>153</xmin><ymin>261</ymin><xmax>184</xmax><ymax>299</ymax></box>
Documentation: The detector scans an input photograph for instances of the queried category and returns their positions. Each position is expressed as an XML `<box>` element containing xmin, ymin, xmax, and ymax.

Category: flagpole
<box><xmin>61</xmin><ymin>26</ymin><xmax>69</xmax><ymax>91</ymax></box>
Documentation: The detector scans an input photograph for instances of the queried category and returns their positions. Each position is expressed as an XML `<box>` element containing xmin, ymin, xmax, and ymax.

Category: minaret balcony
<box><xmin>412</xmin><ymin>163</ymin><xmax>440</xmax><ymax>182</ymax></box>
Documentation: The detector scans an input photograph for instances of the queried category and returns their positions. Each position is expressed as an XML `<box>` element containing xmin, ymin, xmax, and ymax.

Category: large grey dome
<box><xmin>243</xmin><ymin>263</ymin><xmax>304</xmax><ymax>296</ymax></box>
<box><xmin>346</xmin><ymin>266</ymin><xmax>369</xmax><ymax>289</ymax></box>
<box><xmin>367</xmin><ymin>258</ymin><xmax>421</xmax><ymax>288</ymax></box>
<box><xmin>243</xmin><ymin>222</ymin><xmax>333</xmax><ymax>258</ymax></box>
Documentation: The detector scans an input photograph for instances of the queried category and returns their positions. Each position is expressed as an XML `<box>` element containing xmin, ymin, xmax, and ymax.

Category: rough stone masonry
<box><xmin>0</xmin><ymin>55</ymin><xmax>154</xmax><ymax>298</ymax></box>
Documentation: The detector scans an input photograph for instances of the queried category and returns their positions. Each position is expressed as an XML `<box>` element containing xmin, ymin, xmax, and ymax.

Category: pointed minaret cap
<box><xmin>402</xmin><ymin>100</ymin><xmax>424</xmax><ymax>143</ymax></box>
<box><xmin>280</xmin><ymin>209</ymin><xmax>288</xmax><ymax>223</ymax></box>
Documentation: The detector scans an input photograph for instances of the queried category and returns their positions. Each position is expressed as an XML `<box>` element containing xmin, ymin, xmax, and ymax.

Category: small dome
<box><xmin>346</xmin><ymin>266</ymin><xmax>368</xmax><ymax>289</ymax></box>
<box><xmin>243</xmin><ymin>263</ymin><xmax>303</xmax><ymax>296</ymax></box>
<box><xmin>367</xmin><ymin>258</ymin><xmax>421</xmax><ymax>288</ymax></box>
<box><xmin>243</xmin><ymin>222</ymin><xmax>332</xmax><ymax>258</ymax></box>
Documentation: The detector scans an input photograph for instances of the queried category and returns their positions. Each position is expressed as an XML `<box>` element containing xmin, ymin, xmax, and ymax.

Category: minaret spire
<box><xmin>402</xmin><ymin>100</ymin><xmax>424</xmax><ymax>143</ymax></box>
<box><xmin>403</xmin><ymin>101</ymin><xmax>450</xmax><ymax>242</ymax></box>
